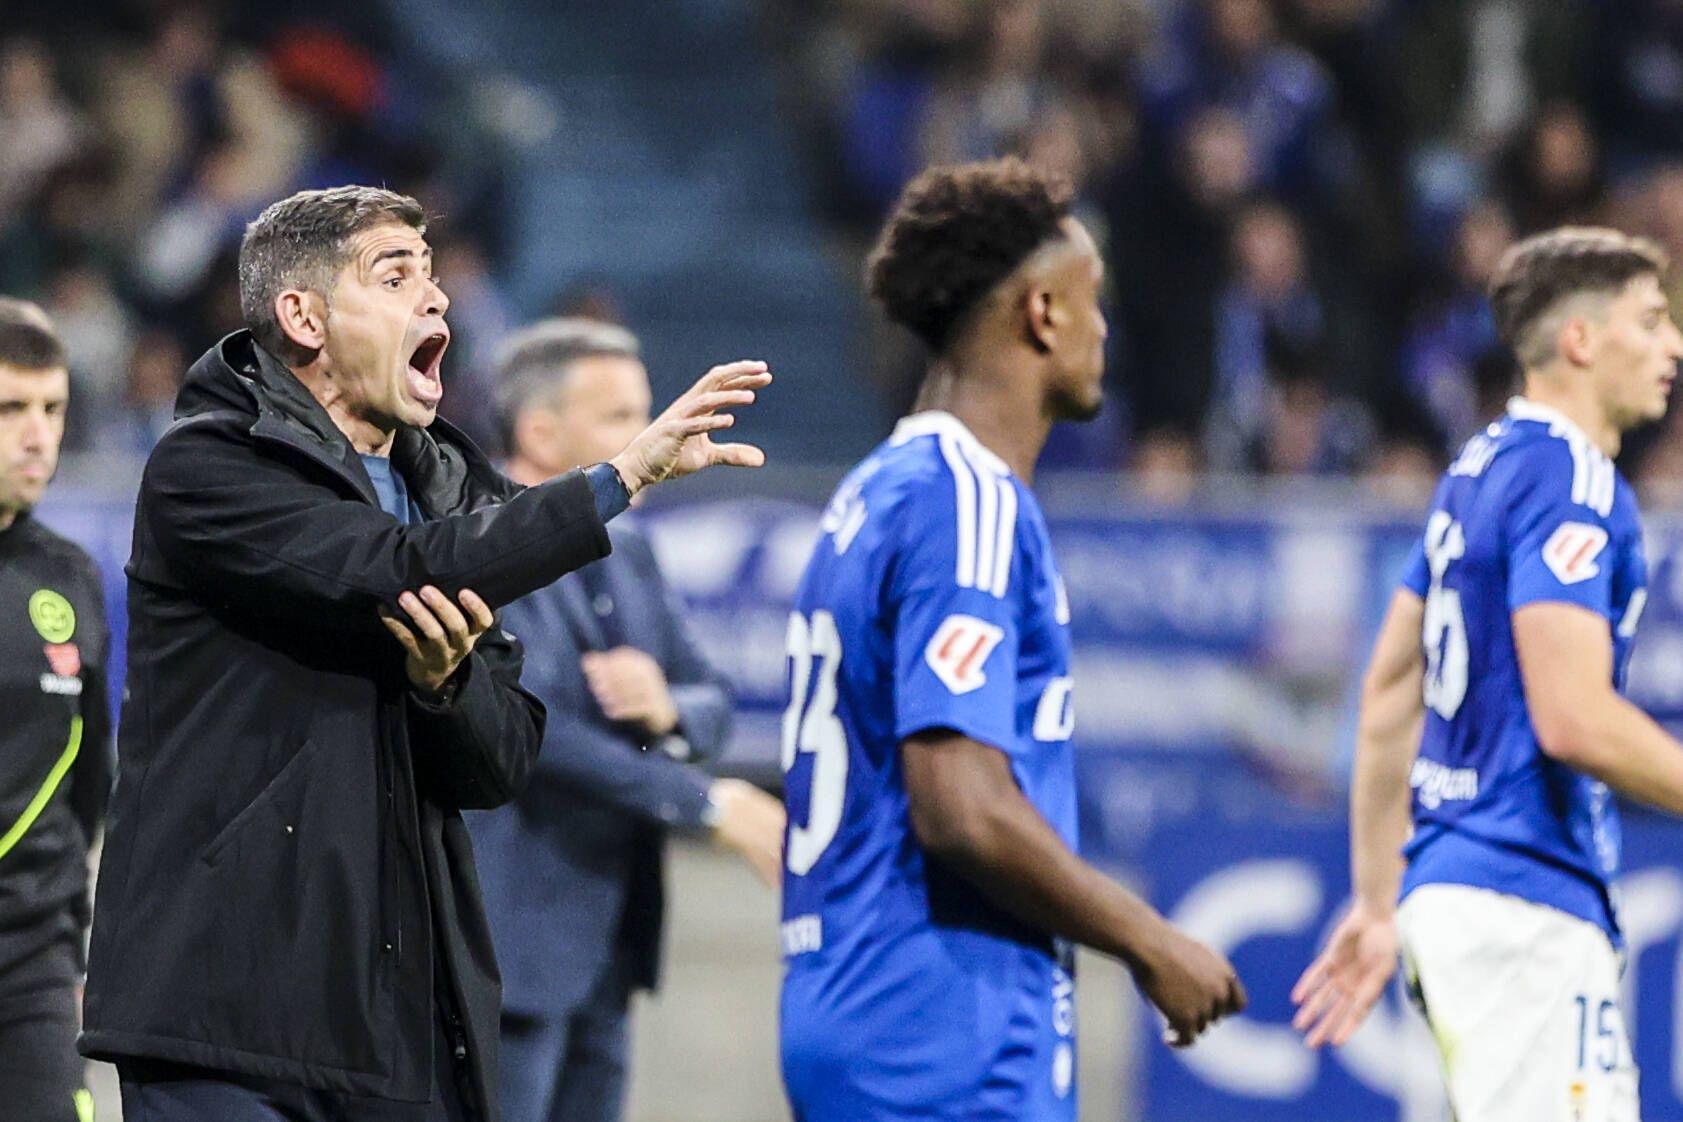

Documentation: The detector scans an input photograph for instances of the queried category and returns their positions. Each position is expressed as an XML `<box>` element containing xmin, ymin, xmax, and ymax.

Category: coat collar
<box><xmin>177</xmin><ymin>331</ymin><xmax>517</xmax><ymax>514</ymax></box>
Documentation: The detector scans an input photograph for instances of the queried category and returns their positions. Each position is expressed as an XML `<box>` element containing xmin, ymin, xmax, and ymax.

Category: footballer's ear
<box><xmin>1557</xmin><ymin>312</ymin><xmax>1595</xmax><ymax>368</ymax></box>
<box><xmin>1025</xmin><ymin>286</ymin><xmax>1057</xmax><ymax>354</ymax></box>
<box><xmin>275</xmin><ymin>289</ymin><xmax>329</xmax><ymax>355</ymax></box>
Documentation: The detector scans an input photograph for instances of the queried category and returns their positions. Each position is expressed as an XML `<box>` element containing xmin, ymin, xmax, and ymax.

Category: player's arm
<box><xmin>902</xmin><ymin>732</ymin><xmax>1246</xmax><ymax>1046</ymax></box>
<box><xmin>1514</xmin><ymin>601</ymin><xmax>1683</xmax><ymax>815</ymax></box>
<box><xmin>1292</xmin><ymin>588</ymin><xmax>1425</xmax><ymax>1046</ymax></box>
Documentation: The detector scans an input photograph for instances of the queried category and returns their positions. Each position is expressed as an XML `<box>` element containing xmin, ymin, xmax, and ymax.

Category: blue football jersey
<box><xmin>779</xmin><ymin>412</ymin><xmax>1079</xmax><ymax>1122</ymax></box>
<box><xmin>1399</xmin><ymin>398</ymin><xmax>1649</xmax><ymax>940</ymax></box>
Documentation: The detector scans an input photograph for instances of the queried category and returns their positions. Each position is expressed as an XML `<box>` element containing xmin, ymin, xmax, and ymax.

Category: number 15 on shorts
<box><xmin>1574</xmin><ymin>994</ymin><xmax>1621</xmax><ymax>1073</ymax></box>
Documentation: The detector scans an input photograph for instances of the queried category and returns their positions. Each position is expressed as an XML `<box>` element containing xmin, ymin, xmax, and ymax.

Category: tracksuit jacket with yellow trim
<box><xmin>0</xmin><ymin>513</ymin><xmax>110</xmax><ymax>1006</ymax></box>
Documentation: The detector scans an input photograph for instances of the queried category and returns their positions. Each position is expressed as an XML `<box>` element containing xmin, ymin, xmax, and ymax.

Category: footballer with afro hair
<box><xmin>777</xmin><ymin>157</ymin><xmax>1245</xmax><ymax>1122</ymax></box>
<box><xmin>867</xmin><ymin>158</ymin><xmax>1109</xmax><ymax>465</ymax></box>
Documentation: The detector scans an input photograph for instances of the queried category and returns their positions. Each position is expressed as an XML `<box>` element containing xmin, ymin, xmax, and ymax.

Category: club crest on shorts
<box><xmin>925</xmin><ymin>614</ymin><xmax>1004</xmax><ymax>695</ymax></box>
<box><xmin>1542</xmin><ymin>522</ymin><xmax>1608</xmax><ymax>586</ymax></box>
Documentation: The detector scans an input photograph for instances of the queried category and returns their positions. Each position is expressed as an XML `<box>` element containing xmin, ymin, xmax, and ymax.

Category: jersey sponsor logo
<box><xmin>39</xmin><ymin>672</ymin><xmax>82</xmax><ymax>696</ymax></box>
<box><xmin>28</xmin><ymin>588</ymin><xmax>75</xmax><ymax>643</ymax></box>
<box><xmin>1542</xmin><ymin>522</ymin><xmax>1609</xmax><ymax>585</ymax></box>
<box><xmin>44</xmin><ymin>641</ymin><xmax>81</xmax><ymax>678</ymax></box>
<box><xmin>924</xmin><ymin>614</ymin><xmax>1004</xmax><ymax>695</ymax></box>
<box><xmin>937</xmin><ymin>435</ymin><xmax>1017</xmax><ymax>598</ymax></box>
<box><xmin>1410</xmin><ymin>757</ymin><xmax>1479</xmax><ymax>809</ymax></box>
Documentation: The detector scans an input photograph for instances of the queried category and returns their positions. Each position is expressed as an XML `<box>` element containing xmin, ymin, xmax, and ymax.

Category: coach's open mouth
<box><xmin>407</xmin><ymin>331</ymin><xmax>448</xmax><ymax>406</ymax></box>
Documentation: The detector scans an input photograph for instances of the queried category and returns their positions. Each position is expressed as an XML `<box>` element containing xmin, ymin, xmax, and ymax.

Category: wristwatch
<box><xmin>700</xmin><ymin>784</ymin><xmax>724</xmax><ymax>830</ymax></box>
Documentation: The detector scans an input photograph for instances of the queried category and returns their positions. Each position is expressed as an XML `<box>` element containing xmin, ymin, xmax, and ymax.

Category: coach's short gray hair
<box><xmin>238</xmin><ymin>185</ymin><xmax>426</xmax><ymax>364</ymax></box>
<box><xmin>493</xmin><ymin>317</ymin><xmax>642</xmax><ymax>448</ymax></box>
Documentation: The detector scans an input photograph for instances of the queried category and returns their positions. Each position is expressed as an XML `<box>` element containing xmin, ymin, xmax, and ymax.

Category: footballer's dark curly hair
<box><xmin>867</xmin><ymin>158</ymin><xmax>1075</xmax><ymax>353</ymax></box>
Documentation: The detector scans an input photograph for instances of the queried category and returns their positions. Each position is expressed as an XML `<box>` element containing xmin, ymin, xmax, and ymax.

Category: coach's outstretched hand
<box><xmin>1290</xmin><ymin>900</ymin><xmax>1398</xmax><ymax>1048</ymax></box>
<box><xmin>610</xmin><ymin>360</ymin><xmax>772</xmax><ymax>495</ymax></box>
<box><xmin>1136</xmin><ymin>925</ymin><xmax>1248</xmax><ymax>1048</ymax></box>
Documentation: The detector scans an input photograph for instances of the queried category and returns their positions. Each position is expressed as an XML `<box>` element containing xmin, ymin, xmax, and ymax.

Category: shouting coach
<box><xmin>77</xmin><ymin>186</ymin><xmax>771</xmax><ymax>1122</ymax></box>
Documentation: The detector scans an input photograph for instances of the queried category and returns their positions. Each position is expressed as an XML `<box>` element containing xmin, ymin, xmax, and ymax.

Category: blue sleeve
<box><xmin>502</xmin><ymin>588</ymin><xmax>713</xmax><ymax>830</ymax></box>
<box><xmin>584</xmin><ymin>462</ymin><xmax>631</xmax><ymax>523</ymax></box>
<box><xmin>1399</xmin><ymin>539</ymin><xmax>1429</xmax><ymax>598</ymax></box>
<box><xmin>889</xmin><ymin>470</ymin><xmax>1025</xmax><ymax>758</ymax></box>
<box><xmin>1505</xmin><ymin>443</ymin><xmax>1616</xmax><ymax>616</ymax></box>
<box><xmin>619</xmin><ymin>530</ymin><xmax>734</xmax><ymax>763</ymax></box>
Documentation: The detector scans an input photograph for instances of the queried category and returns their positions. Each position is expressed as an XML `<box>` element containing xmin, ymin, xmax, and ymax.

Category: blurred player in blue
<box><xmin>1294</xmin><ymin>228</ymin><xmax>1683</xmax><ymax>1122</ymax></box>
<box><xmin>779</xmin><ymin>158</ymin><xmax>1246</xmax><ymax>1122</ymax></box>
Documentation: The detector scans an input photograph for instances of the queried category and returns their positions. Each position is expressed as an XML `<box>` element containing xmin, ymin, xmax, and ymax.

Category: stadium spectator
<box><xmin>0</xmin><ymin>38</ymin><xmax>85</xmax><ymax>238</ymax></box>
<box><xmin>1499</xmin><ymin>100</ymin><xmax>1606</xmax><ymax>234</ymax></box>
<box><xmin>77</xmin><ymin>184</ymin><xmax>772</xmax><ymax>1122</ymax></box>
<box><xmin>1401</xmin><ymin>200</ymin><xmax>1513</xmax><ymax>445</ymax></box>
<box><xmin>94</xmin><ymin>329</ymin><xmax>186</xmax><ymax>455</ymax></box>
<box><xmin>1591</xmin><ymin>0</ymin><xmax>1683</xmax><ymax>166</ymax></box>
<box><xmin>1204</xmin><ymin>199</ymin><xmax>1330</xmax><ymax>469</ymax></box>
<box><xmin>0</xmin><ymin>297</ymin><xmax>110</xmax><ymax>1122</ymax></box>
<box><xmin>1109</xmin><ymin>105</ymin><xmax>1256</xmax><ymax>440</ymax></box>
<box><xmin>470</xmin><ymin>317</ymin><xmax>785</xmax><ymax>1122</ymax></box>
<box><xmin>1139</xmin><ymin>0</ymin><xmax>1349</xmax><ymax>207</ymax></box>
<box><xmin>428</xmin><ymin>231</ymin><xmax>515</xmax><ymax>455</ymax></box>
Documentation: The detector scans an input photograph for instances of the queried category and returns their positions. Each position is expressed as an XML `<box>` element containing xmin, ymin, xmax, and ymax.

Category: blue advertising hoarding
<box><xmin>33</xmin><ymin>486</ymin><xmax>1683</xmax><ymax>1120</ymax></box>
<box><xmin>1127</xmin><ymin>796</ymin><xmax>1683</xmax><ymax>1122</ymax></box>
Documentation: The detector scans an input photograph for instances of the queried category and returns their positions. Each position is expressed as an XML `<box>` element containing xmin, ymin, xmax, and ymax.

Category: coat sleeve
<box><xmin>140</xmin><ymin>420</ymin><xmax>611</xmax><ymax>636</ymax></box>
<box><xmin>408</xmin><ymin>622</ymin><xmax>544</xmax><ymax>810</ymax></box>
<box><xmin>510</xmin><ymin>588</ymin><xmax>715</xmax><ymax>831</ymax></box>
<box><xmin>532</xmin><ymin>705</ymin><xmax>714</xmax><ymax>831</ymax></box>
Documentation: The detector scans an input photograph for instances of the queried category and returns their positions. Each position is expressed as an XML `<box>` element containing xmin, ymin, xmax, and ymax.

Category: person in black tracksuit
<box><xmin>0</xmin><ymin>298</ymin><xmax>112</xmax><ymax>1122</ymax></box>
<box><xmin>77</xmin><ymin>186</ymin><xmax>771</xmax><ymax>1122</ymax></box>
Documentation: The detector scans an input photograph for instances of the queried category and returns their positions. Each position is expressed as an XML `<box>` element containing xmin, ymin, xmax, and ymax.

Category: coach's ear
<box><xmin>275</xmin><ymin>289</ymin><xmax>329</xmax><ymax>356</ymax></box>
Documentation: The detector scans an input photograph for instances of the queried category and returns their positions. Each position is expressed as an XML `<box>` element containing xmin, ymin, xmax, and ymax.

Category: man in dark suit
<box><xmin>469</xmin><ymin>318</ymin><xmax>785</xmax><ymax>1122</ymax></box>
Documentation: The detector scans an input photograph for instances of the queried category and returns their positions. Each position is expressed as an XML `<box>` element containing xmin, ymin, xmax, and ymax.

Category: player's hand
<box><xmin>1134</xmin><ymin>925</ymin><xmax>1247</xmax><ymax>1048</ymax></box>
<box><xmin>581</xmin><ymin>646</ymin><xmax>679</xmax><ymax>735</ymax></box>
<box><xmin>608</xmin><ymin>360</ymin><xmax>771</xmax><ymax>494</ymax></box>
<box><xmin>379</xmin><ymin>586</ymin><xmax>495</xmax><ymax>695</ymax></box>
<box><xmin>709</xmin><ymin>778</ymin><xmax>785</xmax><ymax>889</ymax></box>
<box><xmin>1290</xmin><ymin>899</ymin><xmax>1398</xmax><ymax>1048</ymax></box>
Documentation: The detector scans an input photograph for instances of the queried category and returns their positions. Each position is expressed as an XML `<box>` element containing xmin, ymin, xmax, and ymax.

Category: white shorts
<box><xmin>1397</xmin><ymin>884</ymin><xmax>1640</xmax><ymax>1122</ymax></box>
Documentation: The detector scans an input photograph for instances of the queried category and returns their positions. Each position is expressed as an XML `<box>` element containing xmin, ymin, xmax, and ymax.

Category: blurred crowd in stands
<box><xmin>13</xmin><ymin>0</ymin><xmax>1683</xmax><ymax>507</ymax></box>
<box><xmin>776</xmin><ymin>0</ymin><xmax>1683</xmax><ymax>503</ymax></box>
<box><xmin>1</xmin><ymin>1</ymin><xmax>517</xmax><ymax>459</ymax></box>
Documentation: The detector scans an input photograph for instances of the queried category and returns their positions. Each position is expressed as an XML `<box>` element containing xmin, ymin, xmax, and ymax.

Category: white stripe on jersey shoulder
<box><xmin>893</xmin><ymin>411</ymin><xmax>1018</xmax><ymax>598</ymax></box>
<box><xmin>1505</xmin><ymin>396</ymin><xmax>1616</xmax><ymax>517</ymax></box>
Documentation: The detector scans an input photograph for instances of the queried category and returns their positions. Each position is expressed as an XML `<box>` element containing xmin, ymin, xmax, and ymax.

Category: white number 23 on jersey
<box><xmin>782</xmin><ymin>612</ymin><xmax>847</xmax><ymax>875</ymax></box>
